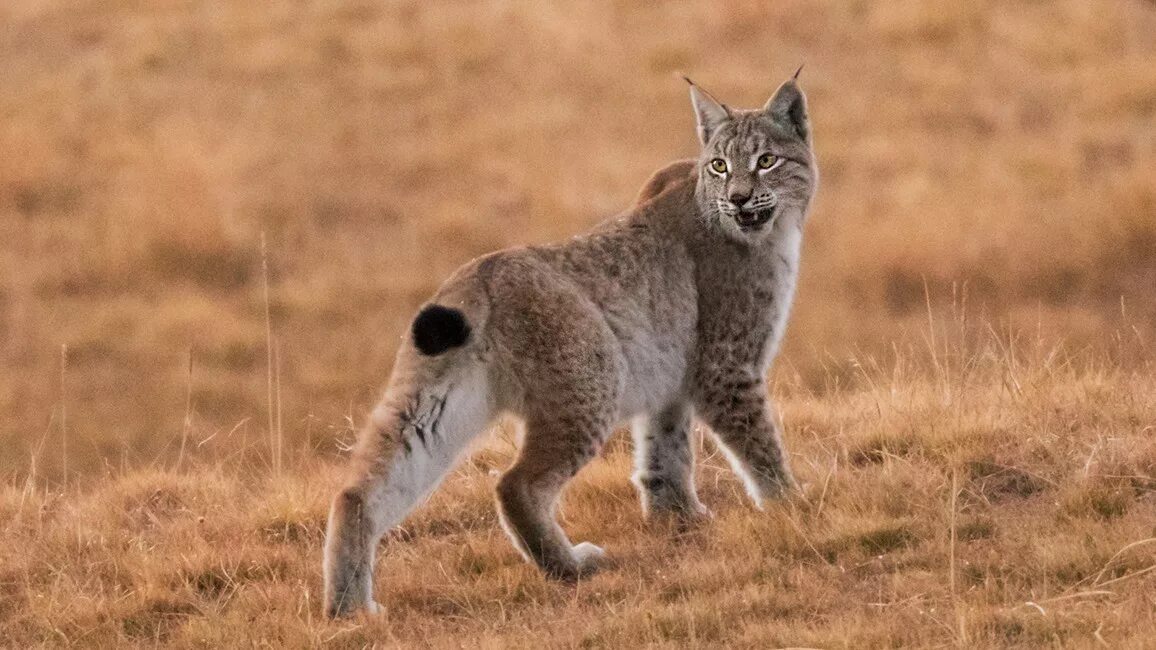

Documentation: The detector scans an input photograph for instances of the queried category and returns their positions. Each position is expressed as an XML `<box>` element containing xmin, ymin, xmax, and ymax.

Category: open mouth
<box><xmin>735</xmin><ymin>208</ymin><xmax>776</xmax><ymax>231</ymax></box>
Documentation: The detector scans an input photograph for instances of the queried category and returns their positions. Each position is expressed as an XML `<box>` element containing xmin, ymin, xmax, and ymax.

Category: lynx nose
<box><xmin>728</xmin><ymin>191</ymin><xmax>751</xmax><ymax>208</ymax></box>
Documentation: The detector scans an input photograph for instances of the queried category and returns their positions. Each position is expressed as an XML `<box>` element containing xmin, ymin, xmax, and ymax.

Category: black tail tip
<box><xmin>412</xmin><ymin>305</ymin><xmax>471</xmax><ymax>356</ymax></box>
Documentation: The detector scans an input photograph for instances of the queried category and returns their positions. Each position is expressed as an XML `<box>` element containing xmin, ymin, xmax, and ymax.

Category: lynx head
<box><xmin>687</xmin><ymin>74</ymin><xmax>816</xmax><ymax>243</ymax></box>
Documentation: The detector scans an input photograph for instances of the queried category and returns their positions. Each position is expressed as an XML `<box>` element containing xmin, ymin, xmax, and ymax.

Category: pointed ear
<box><xmin>684</xmin><ymin>77</ymin><xmax>731</xmax><ymax>146</ymax></box>
<box><xmin>764</xmin><ymin>78</ymin><xmax>809</xmax><ymax>140</ymax></box>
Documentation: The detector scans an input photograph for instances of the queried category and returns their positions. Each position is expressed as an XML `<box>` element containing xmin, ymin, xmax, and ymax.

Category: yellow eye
<box><xmin>709</xmin><ymin>158</ymin><xmax>728</xmax><ymax>174</ymax></box>
<box><xmin>757</xmin><ymin>153</ymin><xmax>779</xmax><ymax>169</ymax></box>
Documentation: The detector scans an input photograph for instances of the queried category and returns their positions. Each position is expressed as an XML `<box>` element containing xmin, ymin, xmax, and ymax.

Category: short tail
<box><xmin>412</xmin><ymin>305</ymin><xmax>471</xmax><ymax>356</ymax></box>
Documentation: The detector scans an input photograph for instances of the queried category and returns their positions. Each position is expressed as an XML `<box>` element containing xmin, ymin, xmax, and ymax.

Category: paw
<box><xmin>324</xmin><ymin>594</ymin><xmax>381</xmax><ymax>619</ymax></box>
<box><xmin>685</xmin><ymin>502</ymin><xmax>715</xmax><ymax>522</ymax></box>
<box><xmin>572</xmin><ymin>542</ymin><xmax>605</xmax><ymax>574</ymax></box>
<box><xmin>756</xmin><ymin>472</ymin><xmax>799</xmax><ymax>504</ymax></box>
<box><xmin>645</xmin><ymin>497</ymin><xmax>714</xmax><ymax>523</ymax></box>
<box><xmin>677</xmin><ymin>498</ymin><xmax>714</xmax><ymax>519</ymax></box>
<box><xmin>541</xmin><ymin>543</ymin><xmax>605</xmax><ymax>581</ymax></box>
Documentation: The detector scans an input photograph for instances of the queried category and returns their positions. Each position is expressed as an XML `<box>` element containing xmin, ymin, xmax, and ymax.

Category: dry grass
<box><xmin>3</xmin><ymin>340</ymin><xmax>1154</xmax><ymax>647</ymax></box>
<box><xmin>2</xmin><ymin>0</ymin><xmax>1156</xmax><ymax>646</ymax></box>
<box><xmin>3</xmin><ymin>0</ymin><xmax>1155</xmax><ymax>479</ymax></box>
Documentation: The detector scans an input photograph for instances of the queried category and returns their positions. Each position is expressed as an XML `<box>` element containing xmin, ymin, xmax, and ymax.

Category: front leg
<box><xmin>631</xmin><ymin>402</ymin><xmax>710</xmax><ymax>520</ymax></box>
<box><xmin>695</xmin><ymin>374</ymin><xmax>795</xmax><ymax>508</ymax></box>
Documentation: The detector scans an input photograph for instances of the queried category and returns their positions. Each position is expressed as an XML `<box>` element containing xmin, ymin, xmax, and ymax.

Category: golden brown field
<box><xmin>2</xmin><ymin>0</ymin><xmax>1155</xmax><ymax>646</ymax></box>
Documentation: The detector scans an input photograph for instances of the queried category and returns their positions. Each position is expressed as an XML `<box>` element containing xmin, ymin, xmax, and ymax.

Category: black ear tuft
<box><xmin>412</xmin><ymin>305</ymin><xmax>471</xmax><ymax>356</ymax></box>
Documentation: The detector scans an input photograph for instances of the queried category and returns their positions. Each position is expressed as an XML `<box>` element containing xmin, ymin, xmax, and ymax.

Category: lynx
<box><xmin>323</xmin><ymin>74</ymin><xmax>817</xmax><ymax>617</ymax></box>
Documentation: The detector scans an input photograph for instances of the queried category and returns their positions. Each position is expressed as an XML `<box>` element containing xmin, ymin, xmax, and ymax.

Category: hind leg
<box><xmin>496</xmin><ymin>409</ymin><xmax>613</xmax><ymax>580</ymax></box>
<box><xmin>485</xmin><ymin>274</ymin><xmax>622</xmax><ymax>579</ymax></box>
<box><xmin>323</xmin><ymin>461</ymin><xmax>391</xmax><ymax>618</ymax></box>
<box><xmin>324</xmin><ymin>378</ymin><xmax>491</xmax><ymax>617</ymax></box>
<box><xmin>632</xmin><ymin>401</ymin><xmax>710</xmax><ymax>520</ymax></box>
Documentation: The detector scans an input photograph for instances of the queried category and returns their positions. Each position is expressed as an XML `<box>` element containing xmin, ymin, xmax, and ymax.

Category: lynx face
<box><xmin>688</xmin><ymin>78</ymin><xmax>816</xmax><ymax>244</ymax></box>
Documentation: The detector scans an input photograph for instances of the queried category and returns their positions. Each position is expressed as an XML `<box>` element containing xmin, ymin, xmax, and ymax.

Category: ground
<box><xmin>1</xmin><ymin>0</ymin><xmax>1155</xmax><ymax>647</ymax></box>
<box><xmin>4</xmin><ymin>340</ymin><xmax>1154</xmax><ymax>647</ymax></box>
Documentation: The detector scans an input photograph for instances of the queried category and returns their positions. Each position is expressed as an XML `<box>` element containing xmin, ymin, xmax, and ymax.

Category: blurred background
<box><xmin>2</xmin><ymin>0</ymin><xmax>1154</xmax><ymax>482</ymax></box>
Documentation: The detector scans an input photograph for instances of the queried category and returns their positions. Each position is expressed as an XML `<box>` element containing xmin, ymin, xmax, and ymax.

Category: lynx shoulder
<box><xmin>633</xmin><ymin>158</ymin><xmax>696</xmax><ymax>206</ymax></box>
